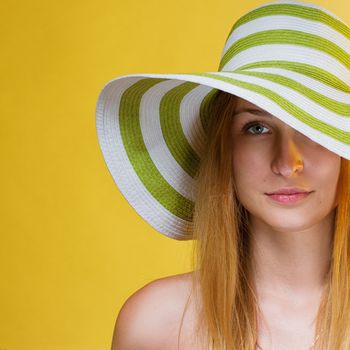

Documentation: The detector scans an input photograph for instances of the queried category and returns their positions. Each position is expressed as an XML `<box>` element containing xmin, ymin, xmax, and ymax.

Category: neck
<box><xmin>249</xmin><ymin>211</ymin><xmax>334</xmax><ymax>297</ymax></box>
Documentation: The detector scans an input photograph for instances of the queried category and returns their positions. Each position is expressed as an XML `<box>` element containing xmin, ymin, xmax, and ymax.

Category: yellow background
<box><xmin>1</xmin><ymin>0</ymin><xmax>349</xmax><ymax>349</ymax></box>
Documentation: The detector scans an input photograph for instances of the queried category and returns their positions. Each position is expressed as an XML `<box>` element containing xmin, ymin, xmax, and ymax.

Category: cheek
<box><xmin>232</xmin><ymin>143</ymin><xmax>267</xmax><ymax>193</ymax></box>
<box><xmin>312</xmin><ymin>155</ymin><xmax>341</xmax><ymax>207</ymax></box>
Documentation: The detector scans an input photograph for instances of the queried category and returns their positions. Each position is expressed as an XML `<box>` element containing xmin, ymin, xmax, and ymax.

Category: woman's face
<box><xmin>231</xmin><ymin>96</ymin><xmax>341</xmax><ymax>232</ymax></box>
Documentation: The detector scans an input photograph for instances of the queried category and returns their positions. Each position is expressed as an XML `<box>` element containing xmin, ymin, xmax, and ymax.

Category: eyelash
<box><xmin>242</xmin><ymin>120</ymin><xmax>270</xmax><ymax>135</ymax></box>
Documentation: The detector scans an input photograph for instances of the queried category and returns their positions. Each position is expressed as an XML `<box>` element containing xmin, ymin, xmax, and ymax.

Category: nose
<box><xmin>271</xmin><ymin>128</ymin><xmax>304</xmax><ymax>177</ymax></box>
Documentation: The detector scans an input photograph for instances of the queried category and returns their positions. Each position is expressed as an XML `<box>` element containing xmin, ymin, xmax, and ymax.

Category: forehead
<box><xmin>234</xmin><ymin>96</ymin><xmax>275</xmax><ymax>117</ymax></box>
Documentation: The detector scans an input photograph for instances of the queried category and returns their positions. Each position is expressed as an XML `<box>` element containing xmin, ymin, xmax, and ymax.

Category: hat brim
<box><xmin>96</xmin><ymin>69</ymin><xmax>350</xmax><ymax>240</ymax></box>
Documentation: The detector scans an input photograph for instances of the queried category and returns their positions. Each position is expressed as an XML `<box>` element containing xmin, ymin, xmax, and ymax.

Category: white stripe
<box><xmin>220</xmin><ymin>44</ymin><xmax>350</xmax><ymax>87</ymax></box>
<box><xmin>239</xmin><ymin>66</ymin><xmax>350</xmax><ymax>102</ymax></box>
<box><xmin>222</xmin><ymin>15</ymin><xmax>350</xmax><ymax>59</ymax></box>
<box><xmin>139</xmin><ymin>79</ymin><xmax>197</xmax><ymax>201</ymax></box>
<box><xmin>255</xmin><ymin>0</ymin><xmax>349</xmax><ymax>25</ymax></box>
<box><xmin>96</xmin><ymin>75</ymin><xmax>192</xmax><ymax>239</ymax></box>
<box><xmin>213</xmin><ymin>71</ymin><xmax>350</xmax><ymax>129</ymax></box>
<box><xmin>179</xmin><ymin>84</ymin><xmax>212</xmax><ymax>158</ymax></box>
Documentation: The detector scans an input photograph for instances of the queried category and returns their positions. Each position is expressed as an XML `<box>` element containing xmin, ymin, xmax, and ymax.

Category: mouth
<box><xmin>265</xmin><ymin>187</ymin><xmax>312</xmax><ymax>195</ymax></box>
<box><xmin>265</xmin><ymin>191</ymin><xmax>313</xmax><ymax>204</ymax></box>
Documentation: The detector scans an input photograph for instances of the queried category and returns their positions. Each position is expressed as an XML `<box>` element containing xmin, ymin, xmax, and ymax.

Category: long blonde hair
<box><xmin>179</xmin><ymin>90</ymin><xmax>350</xmax><ymax>349</ymax></box>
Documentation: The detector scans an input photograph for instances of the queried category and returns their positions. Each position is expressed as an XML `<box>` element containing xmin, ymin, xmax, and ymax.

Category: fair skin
<box><xmin>112</xmin><ymin>96</ymin><xmax>341</xmax><ymax>350</ymax></box>
<box><xmin>231</xmin><ymin>97</ymin><xmax>340</xmax><ymax>349</ymax></box>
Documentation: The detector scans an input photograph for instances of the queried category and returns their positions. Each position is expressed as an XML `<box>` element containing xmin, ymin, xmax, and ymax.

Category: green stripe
<box><xmin>226</xmin><ymin>4</ymin><xmax>350</xmax><ymax>41</ymax></box>
<box><xmin>219</xmin><ymin>29</ymin><xmax>350</xmax><ymax>71</ymax></box>
<box><xmin>234</xmin><ymin>60</ymin><xmax>350</xmax><ymax>92</ymax></box>
<box><xmin>200</xmin><ymin>88</ymin><xmax>219</xmax><ymax>135</ymax></box>
<box><xmin>233</xmin><ymin>70</ymin><xmax>350</xmax><ymax>114</ymax></box>
<box><xmin>119</xmin><ymin>78</ymin><xmax>194</xmax><ymax>221</ymax></box>
<box><xmin>160</xmin><ymin>82</ymin><xmax>201</xmax><ymax>178</ymax></box>
<box><xmin>184</xmin><ymin>72</ymin><xmax>350</xmax><ymax>145</ymax></box>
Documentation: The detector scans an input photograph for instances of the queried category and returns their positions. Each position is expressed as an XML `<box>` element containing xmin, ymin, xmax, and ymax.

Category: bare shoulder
<box><xmin>111</xmin><ymin>271</ymin><xmax>199</xmax><ymax>350</ymax></box>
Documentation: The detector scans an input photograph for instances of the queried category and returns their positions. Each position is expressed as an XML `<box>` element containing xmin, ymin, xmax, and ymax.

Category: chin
<box><xmin>255</xmin><ymin>207</ymin><xmax>315</xmax><ymax>231</ymax></box>
<box><xmin>267</xmin><ymin>221</ymin><xmax>311</xmax><ymax>233</ymax></box>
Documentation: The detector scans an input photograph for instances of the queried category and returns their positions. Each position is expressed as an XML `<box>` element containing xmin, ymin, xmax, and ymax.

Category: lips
<box><xmin>265</xmin><ymin>188</ymin><xmax>313</xmax><ymax>204</ymax></box>
<box><xmin>266</xmin><ymin>192</ymin><xmax>311</xmax><ymax>204</ymax></box>
<box><xmin>266</xmin><ymin>188</ymin><xmax>312</xmax><ymax>195</ymax></box>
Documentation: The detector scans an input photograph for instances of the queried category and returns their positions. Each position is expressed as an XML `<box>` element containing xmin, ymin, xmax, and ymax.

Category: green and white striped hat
<box><xmin>95</xmin><ymin>0</ymin><xmax>350</xmax><ymax>240</ymax></box>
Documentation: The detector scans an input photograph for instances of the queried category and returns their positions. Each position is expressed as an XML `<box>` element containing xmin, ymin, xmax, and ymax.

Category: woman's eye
<box><xmin>243</xmin><ymin>121</ymin><xmax>270</xmax><ymax>135</ymax></box>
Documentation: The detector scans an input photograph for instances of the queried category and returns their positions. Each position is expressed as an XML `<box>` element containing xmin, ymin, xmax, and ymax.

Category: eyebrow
<box><xmin>234</xmin><ymin>107</ymin><xmax>273</xmax><ymax>117</ymax></box>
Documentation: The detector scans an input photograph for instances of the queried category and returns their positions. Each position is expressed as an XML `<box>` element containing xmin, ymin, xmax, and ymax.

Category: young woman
<box><xmin>95</xmin><ymin>1</ymin><xmax>350</xmax><ymax>349</ymax></box>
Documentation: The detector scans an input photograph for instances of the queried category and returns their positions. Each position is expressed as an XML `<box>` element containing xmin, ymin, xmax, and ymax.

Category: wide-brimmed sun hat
<box><xmin>95</xmin><ymin>0</ymin><xmax>350</xmax><ymax>241</ymax></box>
